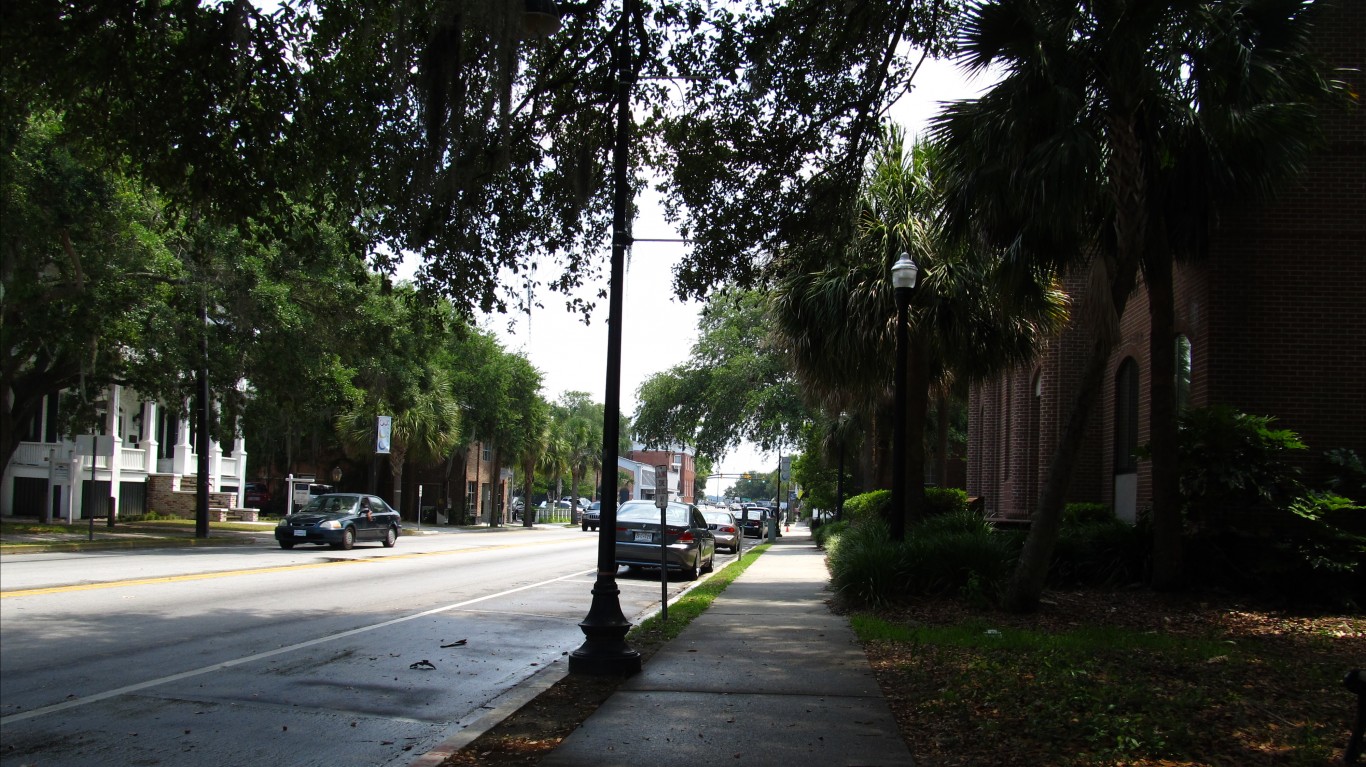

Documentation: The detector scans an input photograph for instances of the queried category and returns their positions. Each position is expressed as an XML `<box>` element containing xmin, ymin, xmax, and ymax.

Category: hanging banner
<box><xmin>376</xmin><ymin>416</ymin><xmax>392</xmax><ymax>454</ymax></box>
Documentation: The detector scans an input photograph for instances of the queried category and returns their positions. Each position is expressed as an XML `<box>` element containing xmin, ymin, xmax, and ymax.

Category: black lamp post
<box><xmin>567</xmin><ymin>0</ymin><xmax>642</xmax><ymax>676</ymax></box>
<box><xmin>889</xmin><ymin>252</ymin><xmax>918</xmax><ymax>542</ymax></box>
<box><xmin>835</xmin><ymin>411</ymin><xmax>847</xmax><ymax>522</ymax></box>
<box><xmin>195</xmin><ymin>294</ymin><xmax>211</xmax><ymax>539</ymax></box>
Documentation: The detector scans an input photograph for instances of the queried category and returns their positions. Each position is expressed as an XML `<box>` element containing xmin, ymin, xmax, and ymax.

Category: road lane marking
<box><xmin>0</xmin><ymin>569</ymin><xmax>591</xmax><ymax>726</ymax></box>
<box><xmin>0</xmin><ymin>538</ymin><xmax>585</xmax><ymax>599</ymax></box>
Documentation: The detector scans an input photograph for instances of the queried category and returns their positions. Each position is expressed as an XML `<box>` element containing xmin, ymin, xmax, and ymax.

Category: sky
<box><xmin>461</xmin><ymin>55</ymin><xmax>994</xmax><ymax>497</ymax></box>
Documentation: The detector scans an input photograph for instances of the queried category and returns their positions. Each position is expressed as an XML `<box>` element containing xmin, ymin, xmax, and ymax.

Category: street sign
<box><xmin>654</xmin><ymin>465</ymin><xmax>669</xmax><ymax>509</ymax></box>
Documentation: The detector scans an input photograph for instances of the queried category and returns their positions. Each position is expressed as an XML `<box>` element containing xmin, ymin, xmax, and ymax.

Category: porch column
<box><xmin>172</xmin><ymin>407</ymin><xmax>193</xmax><ymax>477</ymax></box>
<box><xmin>142</xmin><ymin>401</ymin><xmax>159</xmax><ymax>473</ymax></box>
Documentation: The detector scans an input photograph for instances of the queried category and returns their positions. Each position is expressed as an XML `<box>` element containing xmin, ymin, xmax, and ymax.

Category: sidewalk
<box><xmin>540</xmin><ymin>530</ymin><xmax>915</xmax><ymax>767</ymax></box>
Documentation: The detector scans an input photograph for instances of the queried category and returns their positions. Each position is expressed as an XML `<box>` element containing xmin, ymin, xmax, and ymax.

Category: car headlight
<box><xmin>276</xmin><ymin>518</ymin><xmax>289</xmax><ymax>527</ymax></box>
<box><xmin>319</xmin><ymin>520</ymin><xmax>342</xmax><ymax>530</ymax></box>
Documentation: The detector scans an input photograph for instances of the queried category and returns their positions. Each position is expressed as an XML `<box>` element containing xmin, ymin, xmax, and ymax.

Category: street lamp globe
<box><xmin>891</xmin><ymin>252</ymin><xmax>919</xmax><ymax>291</ymax></box>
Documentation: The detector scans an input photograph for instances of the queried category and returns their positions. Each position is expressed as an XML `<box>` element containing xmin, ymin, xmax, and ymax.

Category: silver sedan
<box><xmin>702</xmin><ymin>510</ymin><xmax>740</xmax><ymax>553</ymax></box>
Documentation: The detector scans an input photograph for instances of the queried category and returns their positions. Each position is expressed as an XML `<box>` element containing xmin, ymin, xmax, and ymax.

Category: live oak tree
<box><xmin>632</xmin><ymin>288</ymin><xmax>807</xmax><ymax>463</ymax></box>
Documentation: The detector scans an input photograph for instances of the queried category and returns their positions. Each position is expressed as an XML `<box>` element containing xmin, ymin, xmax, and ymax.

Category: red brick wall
<box><xmin>967</xmin><ymin>0</ymin><xmax>1364</xmax><ymax>515</ymax></box>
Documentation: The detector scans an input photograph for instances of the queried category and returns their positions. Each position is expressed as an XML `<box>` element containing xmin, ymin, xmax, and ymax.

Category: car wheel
<box><xmin>682</xmin><ymin>555</ymin><xmax>699</xmax><ymax>580</ymax></box>
<box><xmin>701</xmin><ymin>552</ymin><xmax>714</xmax><ymax>574</ymax></box>
<box><xmin>582</xmin><ymin>523</ymin><xmax>588</xmax><ymax>531</ymax></box>
<box><xmin>339</xmin><ymin>527</ymin><xmax>355</xmax><ymax>551</ymax></box>
<box><xmin>382</xmin><ymin>526</ymin><xmax>397</xmax><ymax>548</ymax></box>
<box><xmin>279</xmin><ymin>540</ymin><xmax>295</xmax><ymax>550</ymax></box>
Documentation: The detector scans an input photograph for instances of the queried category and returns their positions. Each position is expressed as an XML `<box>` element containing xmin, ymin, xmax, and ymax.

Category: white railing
<box><xmin>11</xmin><ymin>442</ymin><xmax>52</xmax><ymax>467</ymax></box>
<box><xmin>121</xmin><ymin>447</ymin><xmax>147</xmax><ymax>473</ymax></box>
<box><xmin>219</xmin><ymin>456</ymin><xmax>240</xmax><ymax>480</ymax></box>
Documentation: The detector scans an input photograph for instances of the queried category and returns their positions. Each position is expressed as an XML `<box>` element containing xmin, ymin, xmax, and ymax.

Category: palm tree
<box><xmin>932</xmin><ymin>0</ymin><xmax>1341</xmax><ymax>605</ymax></box>
<box><xmin>566</xmin><ymin>414</ymin><xmax>600</xmax><ymax>523</ymax></box>
<box><xmin>337</xmin><ymin>371</ymin><xmax>462</xmax><ymax>520</ymax></box>
<box><xmin>516</xmin><ymin>398</ymin><xmax>551</xmax><ymax>528</ymax></box>
<box><xmin>771</xmin><ymin>126</ymin><xmax>1067</xmax><ymax>540</ymax></box>
<box><xmin>538</xmin><ymin>418</ymin><xmax>571</xmax><ymax>522</ymax></box>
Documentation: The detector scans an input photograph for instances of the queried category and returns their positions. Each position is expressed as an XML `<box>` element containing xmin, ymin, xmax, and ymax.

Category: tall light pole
<box><xmin>836</xmin><ymin>411</ymin><xmax>848</xmax><ymax>522</ymax></box>
<box><xmin>195</xmin><ymin>293</ymin><xmax>211</xmax><ymax>539</ymax></box>
<box><xmin>889</xmin><ymin>252</ymin><xmax>918</xmax><ymax>542</ymax></box>
<box><xmin>568</xmin><ymin>0</ymin><xmax>642</xmax><ymax>676</ymax></box>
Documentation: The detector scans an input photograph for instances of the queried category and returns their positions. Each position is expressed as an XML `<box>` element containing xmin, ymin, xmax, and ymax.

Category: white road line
<box><xmin>0</xmin><ymin>569</ymin><xmax>591</xmax><ymax>726</ymax></box>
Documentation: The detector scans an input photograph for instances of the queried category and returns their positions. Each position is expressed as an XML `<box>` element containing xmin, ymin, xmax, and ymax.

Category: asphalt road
<box><xmin>0</xmin><ymin>525</ymin><xmax>736</xmax><ymax>767</ymax></box>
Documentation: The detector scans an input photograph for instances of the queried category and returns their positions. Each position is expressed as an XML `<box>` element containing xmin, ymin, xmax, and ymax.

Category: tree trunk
<box><xmin>488</xmin><ymin>443</ymin><xmax>501</xmax><ymax>526</ymax></box>
<box><xmin>388</xmin><ymin>448</ymin><xmax>405</xmax><ymax>520</ymax></box>
<box><xmin>522</xmin><ymin>456</ymin><xmax>536</xmax><ymax>528</ymax></box>
<box><xmin>1005</xmin><ymin>246</ymin><xmax>1142</xmax><ymax>612</ymax></box>
<box><xmin>449</xmin><ymin>448</ymin><xmax>468</xmax><ymax>524</ymax></box>
<box><xmin>935</xmin><ymin>391</ymin><xmax>951</xmax><ymax>486</ymax></box>
<box><xmin>570</xmin><ymin>469</ymin><xmax>584</xmax><ymax>523</ymax></box>
<box><xmin>1146</xmin><ymin>249</ymin><xmax>1183</xmax><ymax>590</ymax></box>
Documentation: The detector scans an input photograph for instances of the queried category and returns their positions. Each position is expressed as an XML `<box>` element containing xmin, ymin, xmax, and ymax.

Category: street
<box><xmin>0</xmin><ymin>526</ymin><xmax>735</xmax><ymax>767</ymax></box>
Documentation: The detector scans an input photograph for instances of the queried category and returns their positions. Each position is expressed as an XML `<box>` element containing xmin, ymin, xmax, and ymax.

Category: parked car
<box><xmin>581</xmin><ymin>501</ymin><xmax>602</xmax><ymax>531</ymax></box>
<box><xmin>614</xmin><ymin>500</ymin><xmax>716</xmax><ymax>579</ymax></box>
<box><xmin>274</xmin><ymin>493</ymin><xmax>401</xmax><ymax>551</ymax></box>
<box><xmin>243</xmin><ymin>482</ymin><xmax>272</xmax><ymax>510</ymax></box>
<box><xmin>701</xmin><ymin>509</ymin><xmax>740</xmax><ymax>552</ymax></box>
<box><xmin>734</xmin><ymin>505</ymin><xmax>771</xmax><ymax>538</ymax></box>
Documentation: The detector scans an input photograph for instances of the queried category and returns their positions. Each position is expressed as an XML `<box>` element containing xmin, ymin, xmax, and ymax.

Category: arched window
<box><xmin>1175</xmin><ymin>334</ymin><xmax>1193</xmax><ymax>415</ymax></box>
<box><xmin>1114</xmin><ymin>359</ymin><xmax>1139</xmax><ymax>473</ymax></box>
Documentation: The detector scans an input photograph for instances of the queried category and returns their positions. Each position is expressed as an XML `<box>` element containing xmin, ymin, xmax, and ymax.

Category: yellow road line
<box><xmin>0</xmin><ymin>537</ymin><xmax>581</xmax><ymax>599</ymax></box>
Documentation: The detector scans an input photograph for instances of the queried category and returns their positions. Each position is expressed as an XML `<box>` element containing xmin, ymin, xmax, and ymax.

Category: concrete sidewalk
<box><xmin>540</xmin><ymin>531</ymin><xmax>915</xmax><ymax>767</ymax></box>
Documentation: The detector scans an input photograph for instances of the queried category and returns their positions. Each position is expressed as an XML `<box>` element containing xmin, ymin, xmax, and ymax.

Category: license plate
<box><xmin>633</xmin><ymin>531</ymin><xmax>654</xmax><ymax>543</ymax></box>
<box><xmin>293</xmin><ymin>529</ymin><xmax>306</xmax><ymax>537</ymax></box>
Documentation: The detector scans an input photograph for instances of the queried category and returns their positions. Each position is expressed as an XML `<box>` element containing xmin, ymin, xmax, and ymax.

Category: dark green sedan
<box><xmin>274</xmin><ymin>493</ymin><xmax>401</xmax><ymax>550</ymax></box>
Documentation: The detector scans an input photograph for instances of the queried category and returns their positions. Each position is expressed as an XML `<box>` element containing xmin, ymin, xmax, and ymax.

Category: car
<box><xmin>581</xmin><ymin>501</ymin><xmax>602</xmax><ymax>531</ymax></box>
<box><xmin>701</xmin><ymin>509</ymin><xmax>740</xmax><ymax>552</ymax></box>
<box><xmin>274</xmin><ymin>493</ymin><xmax>401</xmax><ymax>551</ymax></box>
<box><xmin>614</xmin><ymin>500</ymin><xmax>716</xmax><ymax>579</ymax></box>
<box><xmin>731</xmin><ymin>505</ymin><xmax>766</xmax><ymax>537</ymax></box>
<box><xmin>243</xmin><ymin>482</ymin><xmax>272</xmax><ymax>510</ymax></box>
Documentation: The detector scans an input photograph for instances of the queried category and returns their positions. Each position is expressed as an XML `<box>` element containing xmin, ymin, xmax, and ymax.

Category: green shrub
<box><xmin>1062</xmin><ymin>502</ymin><xmax>1114</xmax><ymax>527</ymax></box>
<box><xmin>826</xmin><ymin>510</ymin><xmax>1019</xmax><ymax>607</ymax></box>
<box><xmin>898</xmin><ymin>520</ymin><xmax>1017</xmax><ymax>604</ymax></box>
<box><xmin>916</xmin><ymin>509</ymin><xmax>995</xmax><ymax>538</ymax></box>
<box><xmin>1173</xmin><ymin>406</ymin><xmax>1365</xmax><ymax>605</ymax></box>
<box><xmin>924</xmin><ymin>487</ymin><xmax>970</xmax><ymax>517</ymax></box>
<box><xmin>826</xmin><ymin>519</ymin><xmax>900</xmax><ymax>607</ymax></box>
<box><xmin>1050</xmin><ymin>519</ymin><xmax>1149</xmax><ymax>588</ymax></box>
<box><xmin>842</xmin><ymin>490</ymin><xmax>890</xmax><ymax>525</ymax></box>
<box><xmin>813</xmin><ymin>519</ymin><xmax>849</xmax><ymax>548</ymax></box>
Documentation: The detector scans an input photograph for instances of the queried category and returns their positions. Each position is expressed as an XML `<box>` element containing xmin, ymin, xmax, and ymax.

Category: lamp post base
<box><xmin>568</xmin><ymin>572</ymin><xmax>642</xmax><ymax>676</ymax></box>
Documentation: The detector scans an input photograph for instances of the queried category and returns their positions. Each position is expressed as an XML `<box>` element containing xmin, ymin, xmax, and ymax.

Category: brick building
<box><xmin>966</xmin><ymin>0</ymin><xmax>1365</xmax><ymax>520</ymax></box>
<box><xmin>627</xmin><ymin>444</ymin><xmax>696</xmax><ymax>504</ymax></box>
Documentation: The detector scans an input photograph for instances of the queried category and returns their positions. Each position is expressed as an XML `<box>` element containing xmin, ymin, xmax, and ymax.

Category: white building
<box><xmin>2</xmin><ymin>384</ymin><xmax>247</xmax><ymax>520</ymax></box>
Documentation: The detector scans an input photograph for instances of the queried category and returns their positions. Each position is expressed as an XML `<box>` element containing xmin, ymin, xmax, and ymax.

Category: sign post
<box><xmin>656</xmin><ymin>465</ymin><xmax>670</xmax><ymax>621</ymax></box>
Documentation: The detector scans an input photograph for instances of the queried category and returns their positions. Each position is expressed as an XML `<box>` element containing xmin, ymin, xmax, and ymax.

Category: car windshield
<box><xmin>703</xmin><ymin>512</ymin><xmax>733</xmax><ymax>525</ymax></box>
<box><xmin>304</xmin><ymin>495</ymin><xmax>359</xmax><ymax>514</ymax></box>
<box><xmin>618</xmin><ymin>503</ymin><xmax>690</xmax><ymax>525</ymax></box>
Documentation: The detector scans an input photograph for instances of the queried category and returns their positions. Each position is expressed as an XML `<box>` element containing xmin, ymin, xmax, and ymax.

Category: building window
<box><xmin>481</xmin><ymin>443</ymin><xmax>492</xmax><ymax>462</ymax></box>
<box><xmin>1175</xmin><ymin>334</ymin><xmax>1192</xmax><ymax>415</ymax></box>
<box><xmin>1114</xmin><ymin>358</ymin><xmax>1140</xmax><ymax>473</ymax></box>
<box><xmin>19</xmin><ymin>397</ymin><xmax>45</xmax><ymax>442</ymax></box>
